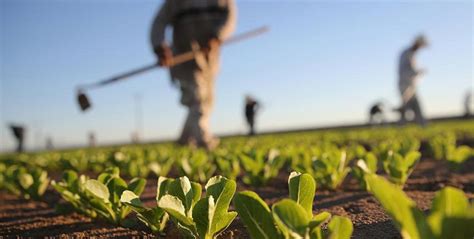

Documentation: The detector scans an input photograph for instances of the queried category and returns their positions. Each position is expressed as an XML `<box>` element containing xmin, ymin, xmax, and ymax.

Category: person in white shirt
<box><xmin>398</xmin><ymin>35</ymin><xmax>428</xmax><ymax>126</ymax></box>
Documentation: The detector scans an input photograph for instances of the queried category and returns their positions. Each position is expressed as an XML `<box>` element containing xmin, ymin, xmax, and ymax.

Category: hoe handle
<box><xmin>79</xmin><ymin>26</ymin><xmax>269</xmax><ymax>90</ymax></box>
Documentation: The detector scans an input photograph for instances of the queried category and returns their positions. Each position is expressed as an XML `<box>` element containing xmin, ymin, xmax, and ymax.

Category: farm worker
<box><xmin>368</xmin><ymin>102</ymin><xmax>385</xmax><ymax>125</ymax></box>
<box><xmin>150</xmin><ymin>0</ymin><xmax>237</xmax><ymax>150</ymax></box>
<box><xmin>397</xmin><ymin>35</ymin><xmax>428</xmax><ymax>126</ymax></box>
<box><xmin>244</xmin><ymin>95</ymin><xmax>259</xmax><ymax>135</ymax></box>
<box><xmin>9</xmin><ymin>125</ymin><xmax>25</xmax><ymax>153</ymax></box>
<box><xmin>465</xmin><ymin>90</ymin><xmax>473</xmax><ymax>117</ymax></box>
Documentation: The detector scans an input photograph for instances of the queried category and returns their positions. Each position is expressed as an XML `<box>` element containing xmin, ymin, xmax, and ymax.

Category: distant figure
<box><xmin>46</xmin><ymin>137</ymin><xmax>54</xmax><ymax>150</ymax></box>
<box><xmin>10</xmin><ymin>125</ymin><xmax>25</xmax><ymax>153</ymax></box>
<box><xmin>88</xmin><ymin>132</ymin><xmax>96</xmax><ymax>147</ymax></box>
<box><xmin>131</xmin><ymin>131</ymin><xmax>140</xmax><ymax>144</ymax></box>
<box><xmin>245</xmin><ymin>96</ymin><xmax>259</xmax><ymax>135</ymax></box>
<box><xmin>465</xmin><ymin>90</ymin><xmax>473</xmax><ymax>117</ymax></box>
<box><xmin>368</xmin><ymin>102</ymin><xmax>385</xmax><ymax>125</ymax></box>
<box><xmin>398</xmin><ymin>35</ymin><xmax>428</xmax><ymax>126</ymax></box>
<box><xmin>150</xmin><ymin>0</ymin><xmax>236</xmax><ymax>150</ymax></box>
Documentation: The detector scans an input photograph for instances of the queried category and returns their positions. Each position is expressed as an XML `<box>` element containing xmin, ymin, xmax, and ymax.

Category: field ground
<box><xmin>1</xmin><ymin>139</ymin><xmax>473</xmax><ymax>238</ymax></box>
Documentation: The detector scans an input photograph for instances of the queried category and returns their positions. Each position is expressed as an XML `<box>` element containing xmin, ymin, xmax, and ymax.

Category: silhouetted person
<box><xmin>245</xmin><ymin>96</ymin><xmax>259</xmax><ymax>135</ymax></box>
<box><xmin>369</xmin><ymin>102</ymin><xmax>385</xmax><ymax>125</ymax></box>
<box><xmin>465</xmin><ymin>90</ymin><xmax>473</xmax><ymax>117</ymax></box>
<box><xmin>46</xmin><ymin>137</ymin><xmax>54</xmax><ymax>150</ymax></box>
<box><xmin>398</xmin><ymin>35</ymin><xmax>428</xmax><ymax>126</ymax></box>
<box><xmin>89</xmin><ymin>132</ymin><xmax>96</xmax><ymax>147</ymax></box>
<box><xmin>151</xmin><ymin>0</ymin><xmax>236</xmax><ymax>150</ymax></box>
<box><xmin>10</xmin><ymin>125</ymin><xmax>25</xmax><ymax>153</ymax></box>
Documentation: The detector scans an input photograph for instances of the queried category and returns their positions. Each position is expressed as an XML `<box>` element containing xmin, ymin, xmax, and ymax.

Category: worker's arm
<box><xmin>216</xmin><ymin>0</ymin><xmax>237</xmax><ymax>42</ymax></box>
<box><xmin>150</xmin><ymin>0</ymin><xmax>174</xmax><ymax>66</ymax></box>
<box><xmin>408</xmin><ymin>50</ymin><xmax>425</xmax><ymax>78</ymax></box>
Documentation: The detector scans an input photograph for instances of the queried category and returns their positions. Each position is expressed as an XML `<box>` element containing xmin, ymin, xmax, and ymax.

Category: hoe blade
<box><xmin>77</xmin><ymin>91</ymin><xmax>91</xmax><ymax>112</ymax></box>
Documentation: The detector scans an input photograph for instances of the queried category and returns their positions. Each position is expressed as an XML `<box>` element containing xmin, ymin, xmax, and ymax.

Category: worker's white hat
<box><xmin>414</xmin><ymin>34</ymin><xmax>428</xmax><ymax>47</ymax></box>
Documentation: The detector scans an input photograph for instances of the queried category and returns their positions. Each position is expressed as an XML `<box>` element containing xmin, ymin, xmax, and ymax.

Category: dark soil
<box><xmin>1</xmin><ymin>157</ymin><xmax>473</xmax><ymax>238</ymax></box>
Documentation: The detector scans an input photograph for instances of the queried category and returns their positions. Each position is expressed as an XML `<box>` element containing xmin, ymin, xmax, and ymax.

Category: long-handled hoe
<box><xmin>76</xmin><ymin>26</ymin><xmax>269</xmax><ymax>112</ymax></box>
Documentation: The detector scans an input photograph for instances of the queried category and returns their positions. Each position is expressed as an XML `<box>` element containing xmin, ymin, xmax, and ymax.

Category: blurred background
<box><xmin>1</xmin><ymin>0</ymin><xmax>472</xmax><ymax>152</ymax></box>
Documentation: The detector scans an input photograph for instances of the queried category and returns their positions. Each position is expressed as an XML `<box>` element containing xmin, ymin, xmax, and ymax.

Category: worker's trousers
<box><xmin>174</xmin><ymin>68</ymin><xmax>217</xmax><ymax>148</ymax></box>
<box><xmin>399</xmin><ymin>94</ymin><xmax>426</xmax><ymax>126</ymax></box>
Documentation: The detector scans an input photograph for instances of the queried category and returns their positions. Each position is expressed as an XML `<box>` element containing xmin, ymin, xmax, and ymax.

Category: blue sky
<box><xmin>1</xmin><ymin>0</ymin><xmax>472</xmax><ymax>151</ymax></box>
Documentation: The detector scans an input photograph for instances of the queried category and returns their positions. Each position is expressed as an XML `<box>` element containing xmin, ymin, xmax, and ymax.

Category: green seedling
<box><xmin>126</xmin><ymin>175</ymin><xmax>237</xmax><ymax>238</ymax></box>
<box><xmin>240</xmin><ymin>148</ymin><xmax>286</xmax><ymax>186</ymax></box>
<box><xmin>366</xmin><ymin>174</ymin><xmax>474</xmax><ymax>239</ymax></box>
<box><xmin>53</xmin><ymin>167</ymin><xmax>145</xmax><ymax>226</ymax></box>
<box><xmin>234</xmin><ymin>172</ymin><xmax>353</xmax><ymax>239</ymax></box>
<box><xmin>382</xmin><ymin>150</ymin><xmax>420</xmax><ymax>187</ymax></box>
<box><xmin>3</xmin><ymin>165</ymin><xmax>49</xmax><ymax>200</ymax></box>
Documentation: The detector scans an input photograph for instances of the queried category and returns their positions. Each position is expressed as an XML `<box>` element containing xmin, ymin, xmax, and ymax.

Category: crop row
<box><xmin>0</xmin><ymin>122</ymin><xmax>473</xmax><ymax>238</ymax></box>
<box><xmin>3</xmin><ymin>164</ymin><xmax>473</xmax><ymax>239</ymax></box>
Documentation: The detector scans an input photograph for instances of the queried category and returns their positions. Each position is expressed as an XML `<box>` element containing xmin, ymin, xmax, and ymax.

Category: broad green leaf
<box><xmin>85</xmin><ymin>179</ymin><xmax>110</xmax><ymax>202</ymax></box>
<box><xmin>288</xmin><ymin>172</ymin><xmax>316</xmax><ymax>218</ymax></box>
<box><xmin>168</xmin><ymin>176</ymin><xmax>199</xmax><ymax>214</ymax></box>
<box><xmin>366</xmin><ymin>174</ymin><xmax>432</xmax><ymax>239</ymax></box>
<box><xmin>19</xmin><ymin>174</ymin><xmax>33</xmax><ymax>189</ymax></box>
<box><xmin>431</xmin><ymin>187</ymin><xmax>469</xmax><ymax>217</ymax></box>
<box><xmin>427</xmin><ymin>187</ymin><xmax>473</xmax><ymax>238</ymax></box>
<box><xmin>448</xmin><ymin>146</ymin><xmax>472</xmax><ymax>164</ymax></box>
<box><xmin>37</xmin><ymin>177</ymin><xmax>50</xmax><ymax>197</ymax></box>
<box><xmin>158</xmin><ymin>195</ymin><xmax>195</xmax><ymax>227</ymax></box>
<box><xmin>121</xmin><ymin>190</ymin><xmax>168</xmax><ymax>232</ymax></box>
<box><xmin>326</xmin><ymin>216</ymin><xmax>353</xmax><ymax>239</ymax></box>
<box><xmin>205</xmin><ymin>176</ymin><xmax>237</xmax><ymax>234</ymax></box>
<box><xmin>128</xmin><ymin>178</ymin><xmax>146</xmax><ymax>196</ymax></box>
<box><xmin>156</xmin><ymin>176</ymin><xmax>171</xmax><ymax>200</ymax></box>
<box><xmin>365</xmin><ymin>153</ymin><xmax>378</xmax><ymax>172</ymax></box>
<box><xmin>107</xmin><ymin>177</ymin><xmax>128</xmax><ymax>204</ymax></box>
<box><xmin>193</xmin><ymin>196</ymin><xmax>214</xmax><ymax>238</ymax></box>
<box><xmin>234</xmin><ymin>191</ymin><xmax>282</xmax><ymax>239</ymax></box>
<box><xmin>63</xmin><ymin>170</ymin><xmax>78</xmax><ymax>186</ymax></box>
<box><xmin>120</xmin><ymin>190</ymin><xmax>145</xmax><ymax>211</ymax></box>
<box><xmin>309</xmin><ymin>211</ymin><xmax>331</xmax><ymax>229</ymax></box>
<box><xmin>272</xmin><ymin>199</ymin><xmax>310</xmax><ymax>238</ymax></box>
<box><xmin>137</xmin><ymin>208</ymin><xmax>168</xmax><ymax>233</ymax></box>
<box><xmin>404</xmin><ymin>151</ymin><xmax>421</xmax><ymax>171</ymax></box>
<box><xmin>190</xmin><ymin>181</ymin><xmax>202</xmax><ymax>207</ymax></box>
<box><xmin>356</xmin><ymin>160</ymin><xmax>370</xmax><ymax>173</ymax></box>
<box><xmin>214</xmin><ymin>211</ymin><xmax>238</xmax><ymax>237</ymax></box>
<box><xmin>89</xmin><ymin>198</ymin><xmax>115</xmax><ymax>222</ymax></box>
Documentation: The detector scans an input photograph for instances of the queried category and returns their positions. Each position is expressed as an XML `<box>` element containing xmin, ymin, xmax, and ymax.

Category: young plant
<box><xmin>234</xmin><ymin>172</ymin><xmax>353</xmax><ymax>239</ymax></box>
<box><xmin>374</xmin><ymin>138</ymin><xmax>420</xmax><ymax>161</ymax></box>
<box><xmin>3</xmin><ymin>165</ymin><xmax>49</xmax><ymax>200</ymax></box>
<box><xmin>214</xmin><ymin>152</ymin><xmax>241</xmax><ymax>181</ymax></box>
<box><xmin>150</xmin><ymin>175</ymin><xmax>237</xmax><ymax>238</ymax></box>
<box><xmin>445</xmin><ymin>145</ymin><xmax>473</xmax><ymax>169</ymax></box>
<box><xmin>51</xmin><ymin>170</ymin><xmax>97</xmax><ymax>218</ymax></box>
<box><xmin>240</xmin><ymin>148</ymin><xmax>286</xmax><ymax>186</ymax></box>
<box><xmin>0</xmin><ymin>163</ymin><xmax>6</xmax><ymax>190</ymax></box>
<box><xmin>59</xmin><ymin>151</ymin><xmax>90</xmax><ymax>172</ymax></box>
<box><xmin>109</xmin><ymin>150</ymin><xmax>152</xmax><ymax>178</ymax></box>
<box><xmin>179</xmin><ymin>150</ymin><xmax>217</xmax><ymax>183</ymax></box>
<box><xmin>366</xmin><ymin>174</ymin><xmax>474</xmax><ymax>239</ymax></box>
<box><xmin>428</xmin><ymin>133</ymin><xmax>456</xmax><ymax>160</ymax></box>
<box><xmin>53</xmin><ymin>167</ymin><xmax>146</xmax><ymax>226</ymax></box>
<box><xmin>148</xmin><ymin>152</ymin><xmax>175</xmax><ymax>178</ymax></box>
<box><xmin>352</xmin><ymin>152</ymin><xmax>377</xmax><ymax>190</ymax></box>
<box><xmin>382</xmin><ymin>150</ymin><xmax>420</xmax><ymax>187</ymax></box>
<box><xmin>288</xmin><ymin>146</ymin><xmax>320</xmax><ymax>176</ymax></box>
<box><xmin>312</xmin><ymin>149</ymin><xmax>351</xmax><ymax>189</ymax></box>
<box><xmin>120</xmin><ymin>177</ymin><xmax>172</xmax><ymax>233</ymax></box>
